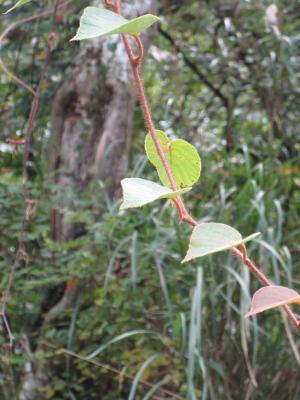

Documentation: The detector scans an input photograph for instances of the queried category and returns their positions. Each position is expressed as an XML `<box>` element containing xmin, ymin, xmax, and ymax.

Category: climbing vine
<box><xmin>71</xmin><ymin>0</ymin><xmax>300</xmax><ymax>331</ymax></box>
<box><xmin>2</xmin><ymin>0</ymin><xmax>299</xmax><ymax>390</ymax></box>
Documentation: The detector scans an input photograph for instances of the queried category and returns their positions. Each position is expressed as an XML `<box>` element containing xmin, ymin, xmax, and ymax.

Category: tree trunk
<box><xmin>19</xmin><ymin>1</ymin><xmax>157</xmax><ymax>398</ymax></box>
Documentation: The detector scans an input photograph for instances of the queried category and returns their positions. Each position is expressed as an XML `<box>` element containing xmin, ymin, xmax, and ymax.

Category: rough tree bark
<box><xmin>19</xmin><ymin>1</ymin><xmax>157</xmax><ymax>398</ymax></box>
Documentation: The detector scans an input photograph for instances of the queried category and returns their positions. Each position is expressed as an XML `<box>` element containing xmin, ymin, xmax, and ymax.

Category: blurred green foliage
<box><xmin>0</xmin><ymin>0</ymin><xmax>300</xmax><ymax>399</ymax></box>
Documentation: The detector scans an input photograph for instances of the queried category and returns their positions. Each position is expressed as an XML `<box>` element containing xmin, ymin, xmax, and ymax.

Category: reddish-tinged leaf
<box><xmin>245</xmin><ymin>285</ymin><xmax>300</xmax><ymax>318</ymax></box>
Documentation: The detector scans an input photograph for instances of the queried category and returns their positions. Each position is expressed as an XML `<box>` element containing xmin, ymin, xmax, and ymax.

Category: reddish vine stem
<box><xmin>0</xmin><ymin>1</ymin><xmax>63</xmax><ymax>345</ymax></box>
<box><xmin>111</xmin><ymin>1</ymin><xmax>196</xmax><ymax>224</ymax></box>
<box><xmin>121</xmin><ymin>35</ymin><xmax>178</xmax><ymax>192</ymax></box>
<box><xmin>232</xmin><ymin>246</ymin><xmax>300</xmax><ymax>330</ymax></box>
<box><xmin>121</xmin><ymin>32</ymin><xmax>197</xmax><ymax>226</ymax></box>
<box><xmin>114</xmin><ymin>0</ymin><xmax>300</xmax><ymax>332</ymax></box>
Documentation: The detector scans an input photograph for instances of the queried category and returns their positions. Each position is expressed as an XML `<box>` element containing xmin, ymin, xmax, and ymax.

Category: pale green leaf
<box><xmin>145</xmin><ymin>130</ymin><xmax>201</xmax><ymax>189</ymax></box>
<box><xmin>120</xmin><ymin>178</ymin><xmax>191</xmax><ymax>210</ymax></box>
<box><xmin>245</xmin><ymin>286</ymin><xmax>300</xmax><ymax>318</ymax></box>
<box><xmin>4</xmin><ymin>0</ymin><xmax>31</xmax><ymax>14</ymax></box>
<box><xmin>182</xmin><ymin>223</ymin><xmax>260</xmax><ymax>262</ymax></box>
<box><xmin>71</xmin><ymin>6</ymin><xmax>159</xmax><ymax>41</ymax></box>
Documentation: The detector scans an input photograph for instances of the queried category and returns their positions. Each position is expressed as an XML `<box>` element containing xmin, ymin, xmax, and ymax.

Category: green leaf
<box><xmin>71</xmin><ymin>6</ymin><xmax>160</xmax><ymax>41</ymax></box>
<box><xmin>145</xmin><ymin>130</ymin><xmax>201</xmax><ymax>189</ymax></box>
<box><xmin>120</xmin><ymin>178</ymin><xmax>191</xmax><ymax>210</ymax></box>
<box><xmin>182</xmin><ymin>223</ymin><xmax>260</xmax><ymax>262</ymax></box>
<box><xmin>245</xmin><ymin>286</ymin><xmax>300</xmax><ymax>318</ymax></box>
<box><xmin>4</xmin><ymin>0</ymin><xmax>31</xmax><ymax>14</ymax></box>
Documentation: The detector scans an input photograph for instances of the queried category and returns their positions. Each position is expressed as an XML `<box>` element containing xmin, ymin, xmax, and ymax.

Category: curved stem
<box><xmin>133</xmin><ymin>35</ymin><xmax>144</xmax><ymax>65</ymax></box>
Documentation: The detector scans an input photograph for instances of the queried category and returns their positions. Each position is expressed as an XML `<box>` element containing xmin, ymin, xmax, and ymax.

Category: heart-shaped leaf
<box><xmin>4</xmin><ymin>0</ymin><xmax>31</xmax><ymax>14</ymax></box>
<box><xmin>71</xmin><ymin>6</ymin><xmax>159</xmax><ymax>41</ymax></box>
<box><xmin>120</xmin><ymin>178</ymin><xmax>191</xmax><ymax>210</ymax></box>
<box><xmin>182</xmin><ymin>223</ymin><xmax>260</xmax><ymax>262</ymax></box>
<box><xmin>245</xmin><ymin>286</ymin><xmax>300</xmax><ymax>318</ymax></box>
<box><xmin>145</xmin><ymin>130</ymin><xmax>201</xmax><ymax>189</ymax></box>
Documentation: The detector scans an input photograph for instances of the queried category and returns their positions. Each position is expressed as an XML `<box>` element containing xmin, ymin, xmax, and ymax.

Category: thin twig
<box><xmin>1</xmin><ymin>313</ymin><xmax>15</xmax><ymax>348</ymax></box>
<box><xmin>0</xmin><ymin>0</ymin><xmax>65</xmax><ymax>345</ymax></box>
<box><xmin>158</xmin><ymin>27</ymin><xmax>228</xmax><ymax>106</ymax></box>
<box><xmin>43</xmin><ymin>342</ymin><xmax>185</xmax><ymax>400</ymax></box>
<box><xmin>0</xmin><ymin>58</ymin><xmax>35</xmax><ymax>95</ymax></box>
<box><xmin>117</xmin><ymin>0</ymin><xmax>300</xmax><ymax>332</ymax></box>
<box><xmin>0</xmin><ymin>1</ymin><xmax>69</xmax><ymax>95</ymax></box>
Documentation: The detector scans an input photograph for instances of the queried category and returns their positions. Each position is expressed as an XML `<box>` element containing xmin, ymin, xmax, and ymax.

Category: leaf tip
<box><xmin>181</xmin><ymin>252</ymin><xmax>193</xmax><ymax>263</ymax></box>
<box><xmin>70</xmin><ymin>29</ymin><xmax>81</xmax><ymax>42</ymax></box>
<box><xmin>244</xmin><ymin>310</ymin><xmax>253</xmax><ymax>319</ymax></box>
<box><xmin>151</xmin><ymin>14</ymin><xmax>160</xmax><ymax>22</ymax></box>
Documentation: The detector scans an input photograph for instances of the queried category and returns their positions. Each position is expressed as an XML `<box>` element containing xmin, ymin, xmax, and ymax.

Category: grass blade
<box><xmin>87</xmin><ymin>330</ymin><xmax>154</xmax><ymax>360</ymax></box>
<box><xmin>128</xmin><ymin>354</ymin><xmax>158</xmax><ymax>400</ymax></box>
<box><xmin>187</xmin><ymin>267</ymin><xmax>203</xmax><ymax>400</ymax></box>
<box><xmin>142</xmin><ymin>376</ymin><xmax>170</xmax><ymax>400</ymax></box>
<box><xmin>131</xmin><ymin>230</ymin><xmax>138</xmax><ymax>290</ymax></box>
